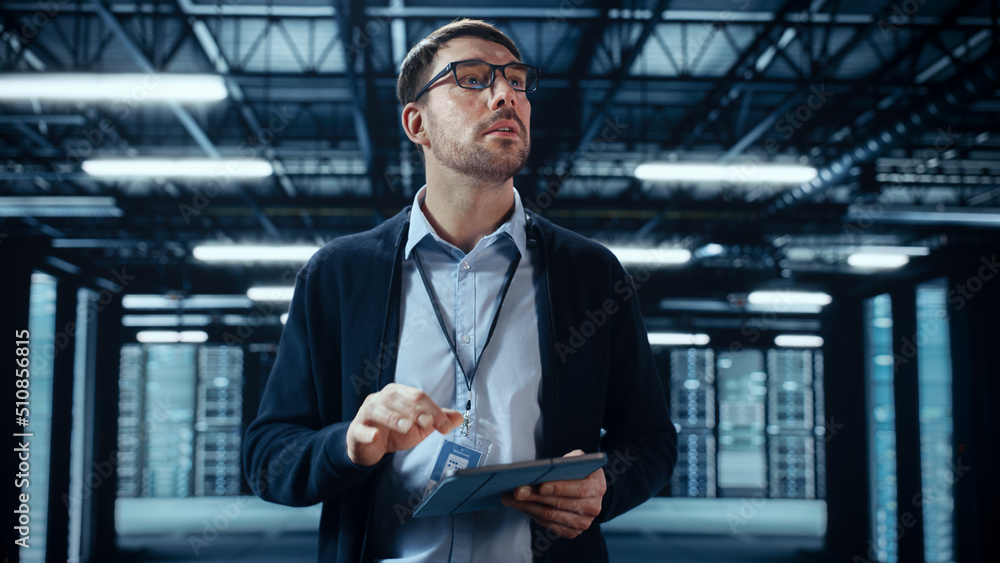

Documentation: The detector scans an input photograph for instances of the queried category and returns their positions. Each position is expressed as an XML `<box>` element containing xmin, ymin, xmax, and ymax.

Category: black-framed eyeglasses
<box><xmin>413</xmin><ymin>59</ymin><xmax>540</xmax><ymax>101</ymax></box>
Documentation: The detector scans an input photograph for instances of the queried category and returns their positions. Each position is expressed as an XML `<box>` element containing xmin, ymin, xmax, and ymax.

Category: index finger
<box><xmin>384</xmin><ymin>383</ymin><xmax>462</xmax><ymax>433</ymax></box>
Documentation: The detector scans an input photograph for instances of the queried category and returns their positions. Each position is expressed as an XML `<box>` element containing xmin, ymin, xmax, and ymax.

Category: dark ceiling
<box><xmin>1</xmin><ymin>0</ymin><xmax>999</xmax><ymax>317</ymax></box>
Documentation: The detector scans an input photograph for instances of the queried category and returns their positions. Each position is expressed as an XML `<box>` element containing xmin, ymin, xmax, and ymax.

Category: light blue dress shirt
<box><xmin>371</xmin><ymin>186</ymin><xmax>543</xmax><ymax>562</ymax></box>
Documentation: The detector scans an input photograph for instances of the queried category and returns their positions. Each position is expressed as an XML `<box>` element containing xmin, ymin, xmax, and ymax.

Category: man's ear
<box><xmin>401</xmin><ymin>103</ymin><xmax>430</xmax><ymax>148</ymax></box>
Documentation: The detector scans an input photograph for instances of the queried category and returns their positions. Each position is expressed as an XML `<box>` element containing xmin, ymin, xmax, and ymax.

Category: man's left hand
<box><xmin>500</xmin><ymin>449</ymin><xmax>607</xmax><ymax>539</ymax></box>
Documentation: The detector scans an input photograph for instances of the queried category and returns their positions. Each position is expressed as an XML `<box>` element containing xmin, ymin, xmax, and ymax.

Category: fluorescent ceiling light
<box><xmin>648</xmin><ymin>332</ymin><xmax>711</xmax><ymax>346</ymax></box>
<box><xmin>847</xmin><ymin>253</ymin><xmax>910</xmax><ymax>269</ymax></box>
<box><xmin>748</xmin><ymin>291</ymin><xmax>832</xmax><ymax>306</ymax></box>
<box><xmin>247</xmin><ymin>286</ymin><xmax>295</xmax><ymax>302</ymax></box>
<box><xmin>658</xmin><ymin>298</ymin><xmax>823</xmax><ymax>315</ymax></box>
<box><xmin>122</xmin><ymin>314</ymin><xmax>213</xmax><ymax>327</ymax></box>
<box><xmin>193</xmin><ymin>245</ymin><xmax>319</xmax><ymax>263</ymax></box>
<box><xmin>123</xmin><ymin>294</ymin><xmax>253</xmax><ymax>309</ymax></box>
<box><xmin>136</xmin><ymin>330</ymin><xmax>208</xmax><ymax>343</ymax></box>
<box><xmin>774</xmin><ymin>334</ymin><xmax>824</xmax><ymax>348</ymax></box>
<box><xmin>607</xmin><ymin>247</ymin><xmax>691</xmax><ymax>266</ymax></box>
<box><xmin>635</xmin><ymin>162</ymin><xmax>817</xmax><ymax>184</ymax></box>
<box><xmin>83</xmin><ymin>158</ymin><xmax>272</xmax><ymax>179</ymax></box>
<box><xmin>845</xmin><ymin>205</ymin><xmax>1000</xmax><ymax>226</ymax></box>
<box><xmin>746</xmin><ymin>303</ymin><xmax>824</xmax><ymax>314</ymax></box>
<box><xmin>0</xmin><ymin>196</ymin><xmax>123</xmax><ymax>217</ymax></box>
<box><xmin>0</xmin><ymin>73</ymin><xmax>227</xmax><ymax>102</ymax></box>
<box><xmin>836</xmin><ymin>245</ymin><xmax>930</xmax><ymax>256</ymax></box>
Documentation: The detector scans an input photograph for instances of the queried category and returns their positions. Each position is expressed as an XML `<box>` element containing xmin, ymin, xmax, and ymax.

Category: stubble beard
<box><xmin>428</xmin><ymin>114</ymin><xmax>531</xmax><ymax>186</ymax></box>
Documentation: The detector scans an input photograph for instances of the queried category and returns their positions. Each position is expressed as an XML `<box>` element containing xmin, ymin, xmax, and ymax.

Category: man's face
<box><xmin>418</xmin><ymin>36</ymin><xmax>532</xmax><ymax>184</ymax></box>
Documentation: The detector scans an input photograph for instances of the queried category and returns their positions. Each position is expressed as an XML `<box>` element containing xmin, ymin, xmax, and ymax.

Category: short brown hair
<box><xmin>396</xmin><ymin>19</ymin><xmax>521</xmax><ymax>105</ymax></box>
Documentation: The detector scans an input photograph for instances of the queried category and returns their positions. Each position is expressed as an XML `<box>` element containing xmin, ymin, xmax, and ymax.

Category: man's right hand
<box><xmin>346</xmin><ymin>383</ymin><xmax>464</xmax><ymax>467</ymax></box>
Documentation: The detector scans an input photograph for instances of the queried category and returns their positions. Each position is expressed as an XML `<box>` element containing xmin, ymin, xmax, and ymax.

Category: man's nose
<box><xmin>489</xmin><ymin>70</ymin><xmax>518</xmax><ymax>109</ymax></box>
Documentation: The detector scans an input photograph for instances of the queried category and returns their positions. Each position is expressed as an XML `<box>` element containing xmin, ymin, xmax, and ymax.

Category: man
<box><xmin>243</xmin><ymin>19</ymin><xmax>676</xmax><ymax>562</ymax></box>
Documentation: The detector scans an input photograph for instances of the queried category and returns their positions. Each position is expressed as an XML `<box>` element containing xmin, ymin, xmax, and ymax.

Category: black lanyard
<box><xmin>411</xmin><ymin>246</ymin><xmax>521</xmax><ymax>434</ymax></box>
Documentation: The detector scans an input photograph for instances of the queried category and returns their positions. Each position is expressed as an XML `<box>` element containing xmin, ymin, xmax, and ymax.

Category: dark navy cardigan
<box><xmin>243</xmin><ymin>206</ymin><xmax>677</xmax><ymax>562</ymax></box>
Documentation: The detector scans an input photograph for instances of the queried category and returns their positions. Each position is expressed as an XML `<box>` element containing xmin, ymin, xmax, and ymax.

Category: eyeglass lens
<box><xmin>454</xmin><ymin>61</ymin><xmax>536</xmax><ymax>91</ymax></box>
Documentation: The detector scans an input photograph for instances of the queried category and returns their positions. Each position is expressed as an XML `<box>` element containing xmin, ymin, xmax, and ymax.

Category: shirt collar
<box><xmin>404</xmin><ymin>185</ymin><xmax>528</xmax><ymax>259</ymax></box>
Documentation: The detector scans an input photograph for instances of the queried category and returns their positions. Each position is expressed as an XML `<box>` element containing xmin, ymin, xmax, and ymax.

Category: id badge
<box><xmin>423</xmin><ymin>434</ymin><xmax>493</xmax><ymax>497</ymax></box>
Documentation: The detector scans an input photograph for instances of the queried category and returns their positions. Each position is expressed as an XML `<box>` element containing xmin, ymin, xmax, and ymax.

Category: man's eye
<box><xmin>459</xmin><ymin>75</ymin><xmax>482</xmax><ymax>87</ymax></box>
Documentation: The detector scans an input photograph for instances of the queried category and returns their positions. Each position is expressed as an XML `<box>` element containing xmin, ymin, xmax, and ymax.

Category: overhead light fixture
<box><xmin>123</xmin><ymin>294</ymin><xmax>253</xmax><ymax>309</ymax></box>
<box><xmin>847</xmin><ymin>254</ymin><xmax>910</xmax><ymax>269</ymax></box>
<box><xmin>0</xmin><ymin>73</ymin><xmax>227</xmax><ymax>102</ymax></box>
<box><xmin>193</xmin><ymin>245</ymin><xmax>319</xmax><ymax>263</ymax></box>
<box><xmin>696</xmin><ymin>243</ymin><xmax>725</xmax><ymax>257</ymax></box>
<box><xmin>607</xmin><ymin>246</ymin><xmax>691</xmax><ymax>266</ymax></box>
<box><xmin>847</xmin><ymin>245</ymin><xmax>930</xmax><ymax>256</ymax></box>
<box><xmin>845</xmin><ymin>205</ymin><xmax>1000</xmax><ymax>226</ymax></box>
<box><xmin>634</xmin><ymin>162</ymin><xmax>817</xmax><ymax>184</ymax></box>
<box><xmin>83</xmin><ymin>158</ymin><xmax>272</xmax><ymax>179</ymax></box>
<box><xmin>0</xmin><ymin>196</ymin><xmax>123</xmax><ymax>217</ymax></box>
<box><xmin>748</xmin><ymin>291</ymin><xmax>832</xmax><ymax>306</ymax></box>
<box><xmin>648</xmin><ymin>332</ymin><xmax>711</xmax><ymax>346</ymax></box>
<box><xmin>247</xmin><ymin>286</ymin><xmax>295</xmax><ymax>302</ymax></box>
<box><xmin>774</xmin><ymin>334</ymin><xmax>824</xmax><ymax>348</ymax></box>
<box><xmin>136</xmin><ymin>330</ymin><xmax>209</xmax><ymax>343</ymax></box>
<box><xmin>122</xmin><ymin>314</ymin><xmax>213</xmax><ymax>327</ymax></box>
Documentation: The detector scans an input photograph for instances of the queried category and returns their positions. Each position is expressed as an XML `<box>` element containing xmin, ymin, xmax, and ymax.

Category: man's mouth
<box><xmin>485</xmin><ymin>120</ymin><xmax>521</xmax><ymax>138</ymax></box>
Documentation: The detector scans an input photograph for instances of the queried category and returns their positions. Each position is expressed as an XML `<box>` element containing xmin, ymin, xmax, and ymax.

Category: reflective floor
<box><xmin>119</xmin><ymin>531</ymin><xmax>825</xmax><ymax>563</ymax></box>
<box><xmin>115</xmin><ymin>497</ymin><xmax>827</xmax><ymax>562</ymax></box>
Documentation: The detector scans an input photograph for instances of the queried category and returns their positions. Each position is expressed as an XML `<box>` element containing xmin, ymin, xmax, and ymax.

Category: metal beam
<box><xmin>335</xmin><ymin>0</ymin><xmax>374</xmax><ymax>178</ymax></box>
<box><xmin>6</xmin><ymin>2</ymin><xmax>996</xmax><ymax>27</ymax></box>
<box><xmin>87</xmin><ymin>0</ymin><xmax>290</xmax><ymax>242</ymax></box>
<box><xmin>761</xmin><ymin>45</ymin><xmax>1000</xmax><ymax>218</ymax></box>
<box><xmin>791</xmin><ymin>0</ymin><xmax>985</xmax><ymax>146</ymax></box>
<box><xmin>89</xmin><ymin>0</ymin><xmax>218</xmax><ymax>157</ymax></box>
<box><xmin>178</xmin><ymin>1</ymin><xmax>300</xmax><ymax>198</ymax></box>
<box><xmin>556</xmin><ymin>0</ymin><xmax>673</xmax><ymax>193</ymax></box>
<box><xmin>668</xmin><ymin>0</ymin><xmax>811</xmax><ymax>152</ymax></box>
<box><xmin>525</xmin><ymin>1</ymin><xmax>613</xmax><ymax>192</ymax></box>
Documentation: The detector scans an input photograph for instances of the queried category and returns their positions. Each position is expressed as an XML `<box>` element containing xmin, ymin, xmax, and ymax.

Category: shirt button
<box><xmin>462</xmin><ymin>262</ymin><xmax>471</xmax><ymax>270</ymax></box>
<box><xmin>461</xmin><ymin>334</ymin><xmax>470</xmax><ymax>344</ymax></box>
